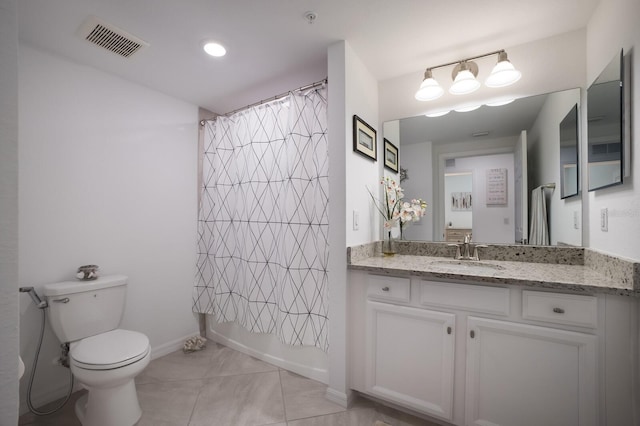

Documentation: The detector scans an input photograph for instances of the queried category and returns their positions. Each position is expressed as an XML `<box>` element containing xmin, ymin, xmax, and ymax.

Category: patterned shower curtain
<box><xmin>193</xmin><ymin>85</ymin><xmax>329</xmax><ymax>352</ymax></box>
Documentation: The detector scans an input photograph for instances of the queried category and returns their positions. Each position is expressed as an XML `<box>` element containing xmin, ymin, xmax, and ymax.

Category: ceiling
<box><xmin>17</xmin><ymin>0</ymin><xmax>599</xmax><ymax>115</ymax></box>
<box><xmin>399</xmin><ymin>94</ymin><xmax>549</xmax><ymax>146</ymax></box>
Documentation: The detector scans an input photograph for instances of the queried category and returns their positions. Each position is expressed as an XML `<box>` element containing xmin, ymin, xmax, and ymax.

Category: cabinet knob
<box><xmin>470</xmin><ymin>330</ymin><xmax>475</xmax><ymax>339</ymax></box>
<box><xmin>447</xmin><ymin>326</ymin><xmax>452</xmax><ymax>335</ymax></box>
<box><xmin>381</xmin><ymin>286</ymin><xmax>390</xmax><ymax>292</ymax></box>
<box><xmin>552</xmin><ymin>307</ymin><xmax>565</xmax><ymax>314</ymax></box>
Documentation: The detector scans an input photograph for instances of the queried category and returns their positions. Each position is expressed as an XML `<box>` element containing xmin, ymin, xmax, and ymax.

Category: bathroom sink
<box><xmin>430</xmin><ymin>260</ymin><xmax>505</xmax><ymax>273</ymax></box>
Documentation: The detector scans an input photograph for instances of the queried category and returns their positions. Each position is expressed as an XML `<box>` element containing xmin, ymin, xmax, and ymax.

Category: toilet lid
<box><xmin>71</xmin><ymin>329</ymin><xmax>149</xmax><ymax>370</ymax></box>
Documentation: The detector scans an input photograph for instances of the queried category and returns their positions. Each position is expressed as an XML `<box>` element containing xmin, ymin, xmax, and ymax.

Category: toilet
<box><xmin>43</xmin><ymin>275</ymin><xmax>150</xmax><ymax>426</ymax></box>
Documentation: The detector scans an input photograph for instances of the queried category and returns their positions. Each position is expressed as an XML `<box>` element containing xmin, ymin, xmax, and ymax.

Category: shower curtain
<box><xmin>193</xmin><ymin>85</ymin><xmax>329</xmax><ymax>352</ymax></box>
<box><xmin>529</xmin><ymin>186</ymin><xmax>550</xmax><ymax>245</ymax></box>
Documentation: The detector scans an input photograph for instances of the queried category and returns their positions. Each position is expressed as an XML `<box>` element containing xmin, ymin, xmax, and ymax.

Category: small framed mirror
<box><xmin>587</xmin><ymin>50</ymin><xmax>623</xmax><ymax>191</ymax></box>
<box><xmin>559</xmin><ymin>104</ymin><xmax>579</xmax><ymax>199</ymax></box>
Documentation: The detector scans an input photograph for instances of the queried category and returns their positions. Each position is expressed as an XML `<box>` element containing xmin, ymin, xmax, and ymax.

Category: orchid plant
<box><xmin>368</xmin><ymin>177</ymin><xmax>427</xmax><ymax>240</ymax></box>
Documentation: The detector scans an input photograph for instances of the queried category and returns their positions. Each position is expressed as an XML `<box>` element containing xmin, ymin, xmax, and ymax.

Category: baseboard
<box><xmin>325</xmin><ymin>387</ymin><xmax>354</xmax><ymax>408</ymax></box>
<box><xmin>150</xmin><ymin>331</ymin><xmax>200</xmax><ymax>360</ymax></box>
<box><xmin>207</xmin><ymin>328</ymin><xmax>329</xmax><ymax>384</ymax></box>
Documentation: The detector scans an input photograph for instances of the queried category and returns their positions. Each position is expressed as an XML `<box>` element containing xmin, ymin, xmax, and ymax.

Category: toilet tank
<box><xmin>43</xmin><ymin>275</ymin><xmax>128</xmax><ymax>343</ymax></box>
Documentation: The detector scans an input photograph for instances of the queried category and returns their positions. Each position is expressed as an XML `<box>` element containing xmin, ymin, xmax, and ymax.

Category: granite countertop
<box><xmin>347</xmin><ymin>242</ymin><xmax>640</xmax><ymax>296</ymax></box>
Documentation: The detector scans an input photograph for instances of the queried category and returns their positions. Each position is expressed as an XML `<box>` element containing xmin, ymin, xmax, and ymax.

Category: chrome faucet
<box><xmin>448</xmin><ymin>233</ymin><xmax>488</xmax><ymax>261</ymax></box>
<box><xmin>462</xmin><ymin>233</ymin><xmax>472</xmax><ymax>259</ymax></box>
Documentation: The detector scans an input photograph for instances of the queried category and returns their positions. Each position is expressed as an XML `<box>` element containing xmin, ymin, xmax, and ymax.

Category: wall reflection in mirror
<box><xmin>587</xmin><ymin>50</ymin><xmax>624</xmax><ymax>191</ymax></box>
<box><xmin>559</xmin><ymin>104</ymin><xmax>579</xmax><ymax>199</ymax></box>
<box><xmin>385</xmin><ymin>88</ymin><xmax>582</xmax><ymax>246</ymax></box>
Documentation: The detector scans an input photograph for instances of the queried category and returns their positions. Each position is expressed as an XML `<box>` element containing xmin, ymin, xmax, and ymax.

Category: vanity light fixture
<box><xmin>415</xmin><ymin>49</ymin><xmax>521</xmax><ymax>101</ymax></box>
<box><xmin>449</xmin><ymin>61</ymin><xmax>481</xmax><ymax>95</ymax></box>
<box><xmin>454</xmin><ymin>105</ymin><xmax>481</xmax><ymax>113</ymax></box>
<box><xmin>425</xmin><ymin>110</ymin><xmax>451</xmax><ymax>118</ymax></box>
<box><xmin>485</xmin><ymin>51</ymin><xmax>521</xmax><ymax>87</ymax></box>
<box><xmin>414</xmin><ymin>69</ymin><xmax>444</xmax><ymax>101</ymax></box>
<box><xmin>203</xmin><ymin>41</ymin><xmax>226</xmax><ymax>57</ymax></box>
<box><xmin>486</xmin><ymin>98</ymin><xmax>515</xmax><ymax>107</ymax></box>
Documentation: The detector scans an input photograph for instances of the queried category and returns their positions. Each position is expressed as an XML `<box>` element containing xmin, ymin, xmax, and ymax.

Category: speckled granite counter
<box><xmin>347</xmin><ymin>242</ymin><xmax>640</xmax><ymax>296</ymax></box>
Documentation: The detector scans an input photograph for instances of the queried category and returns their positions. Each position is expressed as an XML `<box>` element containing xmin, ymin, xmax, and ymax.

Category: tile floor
<box><xmin>19</xmin><ymin>342</ymin><xmax>439</xmax><ymax>426</ymax></box>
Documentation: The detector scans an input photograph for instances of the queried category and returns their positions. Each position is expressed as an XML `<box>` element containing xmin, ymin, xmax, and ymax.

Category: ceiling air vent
<box><xmin>78</xmin><ymin>16</ymin><xmax>149</xmax><ymax>58</ymax></box>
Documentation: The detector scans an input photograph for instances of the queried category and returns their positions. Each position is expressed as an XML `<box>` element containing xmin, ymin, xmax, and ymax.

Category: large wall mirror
<box><xmin>587</xmin><ymin>50</ymin><xmax>623</xmax><ymax>191</ymax></box>
<box><xmin>560</xmin><ymin>104</ymin><xmax>579</xmax><ymax>199</ymax></box>
<box><xmin>385</xmin><ymin>88</ymin><xmax>582</xmax><ymax>246</ymax></box>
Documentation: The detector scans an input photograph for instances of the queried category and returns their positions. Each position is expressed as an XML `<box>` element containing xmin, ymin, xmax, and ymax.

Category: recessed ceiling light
<box><xmin>203</xmin><ymin>42</ymin><xmax>226</xmax><ymax>57</ymax></box>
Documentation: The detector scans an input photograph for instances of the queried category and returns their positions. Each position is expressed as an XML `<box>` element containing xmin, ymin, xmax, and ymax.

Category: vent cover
<box><xmin>78</xmin><ymin>16</ymin><xmax>149</xmax><ymax>58</ymax></box>
<box><xmin>445</xmin><ymin>158</ymin><xmax>456</xmax><ymax>168</ymax></box>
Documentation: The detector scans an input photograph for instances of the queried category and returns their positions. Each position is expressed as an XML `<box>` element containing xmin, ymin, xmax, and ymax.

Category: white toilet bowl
<box><xmin>43</xmin><ymin>275</ymin><xmax>150</xmax><ymax>426</ymax></box>
<box><xmin>70</xmin><ymin>329</ymin><xmax>150</xmax><ymax>426</ymax></box>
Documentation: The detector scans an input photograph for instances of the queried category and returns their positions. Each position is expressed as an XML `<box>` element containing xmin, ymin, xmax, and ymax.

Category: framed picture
<box><xmin>384</xmin><ymin>139</ymin><xmax>399</xmax><ymax>172</ymax></box>
<box><xmin>353</xmin><ymin>115</ymin><xmax>377</xmax><ymax>161</ymax></box>
<box><xmin>451</xmin><ymin>192</ymin><xmax>472</xmax><ymax>211</ymax></box>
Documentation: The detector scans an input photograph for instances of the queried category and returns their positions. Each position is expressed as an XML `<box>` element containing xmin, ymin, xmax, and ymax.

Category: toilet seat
<box><xmin>71</xmin><ymin>329</ymin><xmax>150</xmax><ymax>370</ymax></box>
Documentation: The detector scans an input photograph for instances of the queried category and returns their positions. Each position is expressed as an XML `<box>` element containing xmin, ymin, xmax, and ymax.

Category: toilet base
<box><xmin>75</xmin><ymin>379</ymin><xmax>142</xmax><ymax>426</ymax></box>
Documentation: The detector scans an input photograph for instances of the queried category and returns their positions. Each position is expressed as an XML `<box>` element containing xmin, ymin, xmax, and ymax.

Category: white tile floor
<box><xmin>20</xmin><ymin>341</ymin><xmax>439</xmax><ymax>426</ymax></box>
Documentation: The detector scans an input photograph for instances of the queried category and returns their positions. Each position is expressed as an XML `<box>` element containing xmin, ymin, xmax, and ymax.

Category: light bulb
<box><xmin>415</xmin><ymin>70</ymin><xmax>444</xmax><ymax>101</ymax></box>
<box><xmin>486</xmin><ymin>52</ymin><xmax>521</xmax><ymax>87</ymax></box>
<box><xmin>203</xmin><ymin>42</ymin><xmax>226</xmax><ymax>57</ymax></box>
<box><xmin>449</xmin><ymin>66</ymin><xmax>480</xmax><ymax>95</ymax></box>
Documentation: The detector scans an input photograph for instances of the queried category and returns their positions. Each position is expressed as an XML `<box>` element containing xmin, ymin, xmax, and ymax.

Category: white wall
<box><xmin>345</xmin><ymin>47</ymin><xmax>380</xmax><ymax>247</ymax></box>
<box><xmin>18</xmin><ymin>45</ymin><xmax>200</xmax><ymax>409</ymax></box>
<box><xmin>528</xmin><ymin>89</ymin><xmax>582</xmax><ymax>246</ymax></box>
<box><xmin>326</xmin><ymin>40</ymin><xmax>379</xmax><ymax>406</ymax></box>
<box><xmin>450</xmin><ymin>154</ymin><xmax>515</xmax><ymax>243</ymax></box>
<box><xmin>399</xmin><ymin>141</ymin><xmax>434</xmax><ymax>240</ymax></box>
<box><xmin>0</xmin><ymin>1</ymin><xmax>19</xmax><ymax>424</ymax></box>
<box><xmin>586</xmin><ymin>0</ymin><xmax>640</xmax><ymax>260</ymax></box>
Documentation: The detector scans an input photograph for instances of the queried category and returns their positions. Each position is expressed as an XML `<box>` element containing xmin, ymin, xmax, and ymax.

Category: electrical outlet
<box><xmin>600</xmin><ymin>208</ymin><xmax>608</xmax><ymax>232</ymax></box>
<box><xmin>353</xmin><ymin>210</ymin><xmax>359</xmax><ymax>231</ymax></box>
<box><xmin>573</xmin><ymin>211</ymin><xmax>579</xmax><ymax>229</ymax></box>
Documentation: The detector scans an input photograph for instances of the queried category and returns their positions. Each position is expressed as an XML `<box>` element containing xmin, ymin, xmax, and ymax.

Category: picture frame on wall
<box><xmin>353</xmin><ymin>115</ymin><xmax>377</xmax><ymax>161</ymax></box>
<box><xmin>384</xmin><ymin>139</ymin><xmax>399</xmax><ymax>172</ymax></box>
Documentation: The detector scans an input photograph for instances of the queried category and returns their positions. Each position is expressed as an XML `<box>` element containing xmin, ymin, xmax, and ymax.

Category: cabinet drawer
<box><xmin>522</xmin><ymin>291</ymin><xmax>597</xmax><ymax>328</ymax></box>
<box><xmin>367</xmin><ymin>275</ymin><xmax>410</xmax><ymax>303</ymax></box>
<box><xmin>420</xmin><ymin>280</ymin><xmax>510</xmax><ymax>316</ymax></box>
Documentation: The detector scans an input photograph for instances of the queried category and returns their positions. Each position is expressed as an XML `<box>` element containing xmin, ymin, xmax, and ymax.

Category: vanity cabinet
<box><xmin>465</xmin><ymin>317</ymin><xmax>597</xmax><ymax>426</ymax></box>
<box><xmin>348</xmin><ymin>271</ymin><xmax>633</xmax><ymax>426</ymax></box>
<box><xmin>365</xmin><ymin>300</ymin><xmax>455</xmax><ymax>419</ymax></box>
<box><xmin>445</xmin><ymin>228</ymin><xmax>472</xmax><ymax>242</ymax></box>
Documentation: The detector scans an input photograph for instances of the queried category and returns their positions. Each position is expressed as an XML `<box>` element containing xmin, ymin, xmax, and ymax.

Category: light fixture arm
<box><xmin>423</xmin><ymin>49</ymin><xmax>506</xmax><ymax>73</ymax></box>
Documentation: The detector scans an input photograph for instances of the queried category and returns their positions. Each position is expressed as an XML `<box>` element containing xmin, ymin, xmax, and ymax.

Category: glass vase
<box><xmin>381</xmin><ymin>232</ymin><xmax>396</xmax><ymax>256</ymax></box>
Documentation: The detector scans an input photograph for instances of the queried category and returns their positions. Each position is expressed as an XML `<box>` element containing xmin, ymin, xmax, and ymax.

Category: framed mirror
<box><xmin>559</xmin><ymin>104</ymin><xmax>579</xmax><ymax>199</ymax></box>
<box><xmin>587</xmin><ymin>50</ymin><xmax>623</xmax><ymax>191</ymax></box>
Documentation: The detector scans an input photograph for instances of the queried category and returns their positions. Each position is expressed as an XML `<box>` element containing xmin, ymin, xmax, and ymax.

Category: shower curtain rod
<box><xmin>200</xmin><ymin>77</ymin><xmax>328</xmax><ymax>126</ymax></box>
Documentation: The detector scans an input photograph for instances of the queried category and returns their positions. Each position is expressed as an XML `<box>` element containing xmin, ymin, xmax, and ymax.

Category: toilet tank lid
<box><xmin>43</xmin><ymin>275</ymin><xmax>128</xmax><ymax>297</ymax></box>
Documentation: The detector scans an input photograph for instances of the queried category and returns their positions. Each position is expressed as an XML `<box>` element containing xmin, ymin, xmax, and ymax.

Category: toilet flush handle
<box><xmin>52</xmin><ymin>297</ymin><xmax>70</xmax><ymax>304</ymax></box>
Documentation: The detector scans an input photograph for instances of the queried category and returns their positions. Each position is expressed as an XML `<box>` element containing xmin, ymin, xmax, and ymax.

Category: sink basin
<box><xmin>430</xmin><ymin>260</ymin><xmax>505</xmax><ymax>273</ymax></box>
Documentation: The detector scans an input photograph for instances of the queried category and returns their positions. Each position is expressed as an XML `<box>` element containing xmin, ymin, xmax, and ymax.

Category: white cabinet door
<box><xmin>465</xmin><ymin>317</ymin><xmax>597</xmax><ymax>426</ymax></box>
<box><xmin>365</xmin><ymin>301</ymin><xmax>456</xmax><ymax>421</ymax></box>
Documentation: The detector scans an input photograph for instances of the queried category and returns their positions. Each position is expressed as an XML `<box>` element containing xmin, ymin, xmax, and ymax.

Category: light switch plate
<box><xmin>353</xmin><ymin>210</ymin><xmax>359</xmax><ymax>231</ymax></box>
<box><xmin>600</xmin><ymin>208</ymin><xmax>608</xmax><ymax>232</ymax></box>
